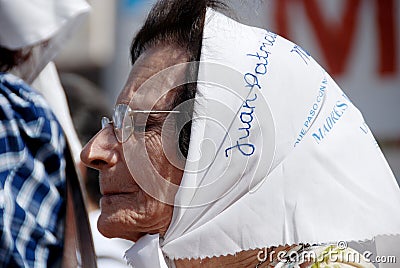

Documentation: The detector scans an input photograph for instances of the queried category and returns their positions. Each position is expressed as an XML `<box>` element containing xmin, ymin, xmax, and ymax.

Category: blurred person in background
<box><xmin>0</xmin><ymin>0</ymin><xmax>96</xmax><ymax>267</ymax></box>
<box><xmin>62</xmin><ymin>73</ymin><xmax>133</xmax><ymax>267</ymax></box>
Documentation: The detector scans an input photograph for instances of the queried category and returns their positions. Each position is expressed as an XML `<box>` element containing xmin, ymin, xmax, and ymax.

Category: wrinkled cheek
<box><xmin>123</xmin><ymin>135</ymin><xmax>166</xmax><ymax>176</ymax></box>
<box><xmin>145</xmin><ymin>134</ymin><xmax>184</xmax><ymax>185</ymax></box>
<box><xmin>145</xmin><ymin>136</ymin><xmax>166</xmax><ymax>169</ymax></box>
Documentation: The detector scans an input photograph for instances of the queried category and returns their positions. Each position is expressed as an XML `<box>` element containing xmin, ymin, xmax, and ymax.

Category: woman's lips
<box><xmin>99</xmin><ymin>175</ymin><xmax>141</xmax><ymax>196</ymax></box>
<box><xmin>102</xmin><ymin>192</ymin><xmax>125</xmax><ymax>196</ymax></box>
<box><xmin>100</xmin><ymin>192</ymin><xmax>139</xmax><ymax>207</ymax></box>
<box><xmin>101</xmin><ymin>190</ymin><xmax>139</xmax><ymax>196</ymax></box>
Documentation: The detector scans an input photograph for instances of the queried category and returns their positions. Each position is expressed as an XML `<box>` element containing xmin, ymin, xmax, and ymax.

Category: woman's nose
<box><xmin>80</xmin><ymin>127</ymin><xmax>118</xmax><ymax>170</ymax></box>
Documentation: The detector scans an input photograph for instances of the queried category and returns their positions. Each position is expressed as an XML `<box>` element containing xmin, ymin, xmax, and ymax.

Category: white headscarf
<box><xmin>125</xmin><ymin>8</ymin><xmax>400</xmax><ymax>267</ymax></box>
<box><xmin>0</xmin><ymin>0</ymin><xmax>90</xmax><ymax>82</ymax></box>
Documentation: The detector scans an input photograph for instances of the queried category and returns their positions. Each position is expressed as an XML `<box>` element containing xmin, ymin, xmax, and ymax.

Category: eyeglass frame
<box><xmin>101</xmin><ymin>103</ymin><xmax>181</xmax><ymax>143</ymax></box>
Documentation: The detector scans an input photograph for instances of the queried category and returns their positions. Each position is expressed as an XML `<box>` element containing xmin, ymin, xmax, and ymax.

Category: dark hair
<box><xmin>130</xmin><ymin>0</ymin><xmax>225</xmax><ymax>158</ymax></box>
<box><xmin>0</xmin><ymin>46</ymin><xmax>31</xmax><ymax>72</ymax></box>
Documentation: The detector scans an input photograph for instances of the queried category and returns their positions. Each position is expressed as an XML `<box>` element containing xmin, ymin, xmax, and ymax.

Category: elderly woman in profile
<box><xmin>80</xmin><ymin>0</ymin><xmax>400</xmax><ymax>267</ymax></box>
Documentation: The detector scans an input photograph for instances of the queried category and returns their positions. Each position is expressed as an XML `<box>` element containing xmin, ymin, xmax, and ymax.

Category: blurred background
<box><xmin>54</xmin><ymin>0</ymin><xmax>400</xmax><ymax>185</ymax></box>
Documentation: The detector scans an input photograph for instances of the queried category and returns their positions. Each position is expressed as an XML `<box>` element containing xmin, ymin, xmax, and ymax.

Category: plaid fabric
<box><xmin>0</xmin><ymin>73</ymin><xmax>66</xmax><ymax>267</ymax></box>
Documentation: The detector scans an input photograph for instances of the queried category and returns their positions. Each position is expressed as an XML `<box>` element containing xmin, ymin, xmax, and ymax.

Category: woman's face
<box><xmin>80</xmin><ymin>44</ymin><xmax>188</xmax><ymax>242</ymax></box>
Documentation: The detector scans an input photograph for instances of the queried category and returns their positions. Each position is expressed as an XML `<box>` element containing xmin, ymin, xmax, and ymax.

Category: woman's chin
<box><xmin>96</xmin><ymin>211</ymin><xmax>144</xmax><ymax>241</ymax></box>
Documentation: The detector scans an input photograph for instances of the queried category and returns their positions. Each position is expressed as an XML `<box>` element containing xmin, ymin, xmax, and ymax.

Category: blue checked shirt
<box><xmin>0</xmin><ymin>73</ymin><xmax>66</xmax><ymax>267</ymax></box>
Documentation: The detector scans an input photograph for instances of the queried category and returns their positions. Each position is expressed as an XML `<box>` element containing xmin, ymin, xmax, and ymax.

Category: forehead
<box><xmin>117</xmin><ymin>44</ymin><xmax>189</xmax><ymax>110</ymax></box>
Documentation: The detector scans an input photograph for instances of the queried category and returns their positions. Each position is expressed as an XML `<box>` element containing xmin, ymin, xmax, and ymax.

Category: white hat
<box><xmin>0</xmin><ymin>0</ymin><xmax>90</xmax><ymax>81</ymax></box>
<box><xmin>0</xmin><ymin>0</ymin><xmax>90</xmax><ymax>49</ymax></box>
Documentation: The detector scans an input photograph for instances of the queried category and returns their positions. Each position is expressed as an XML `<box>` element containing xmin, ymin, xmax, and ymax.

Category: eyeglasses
<box><xmin>101</xmin><ymin>103</ymin><xmax>181</xmax><ymax>143</ymax></box>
